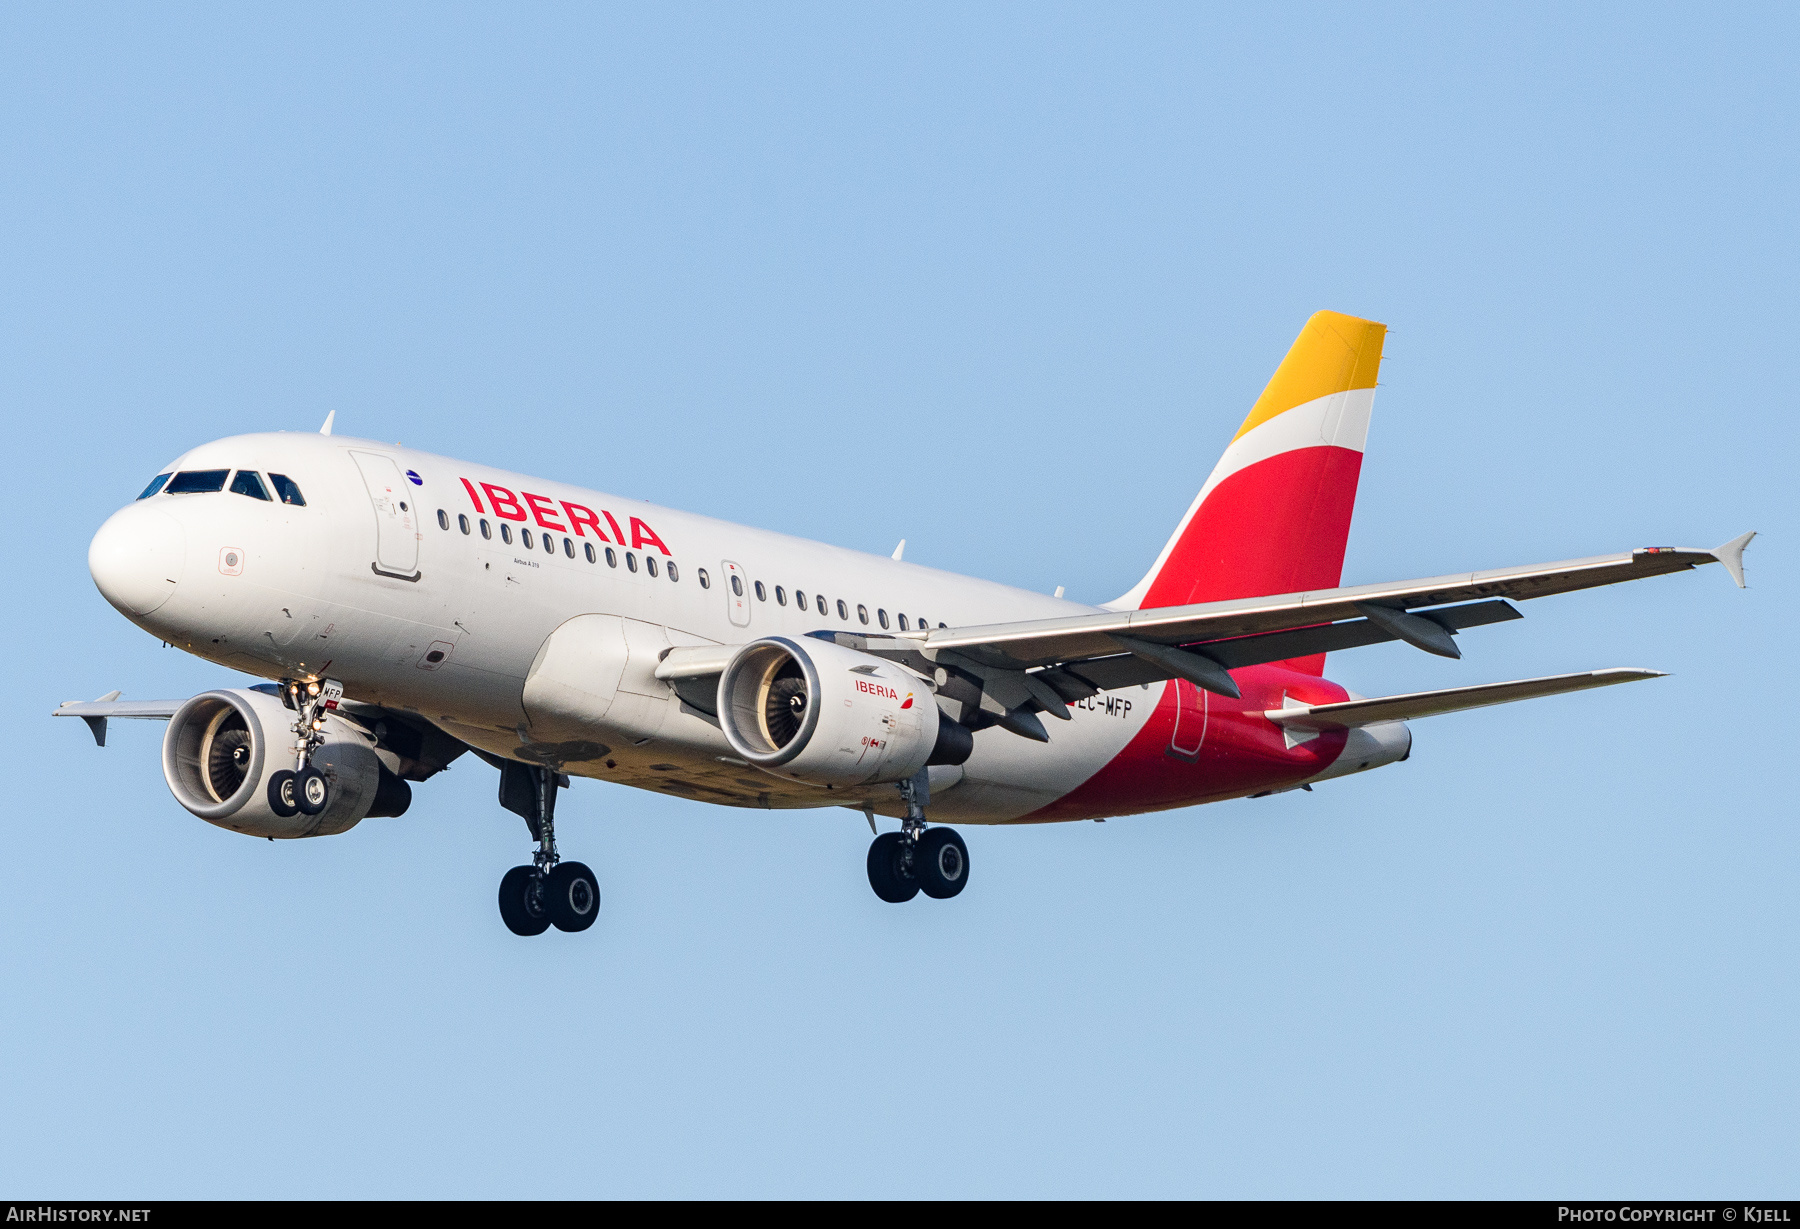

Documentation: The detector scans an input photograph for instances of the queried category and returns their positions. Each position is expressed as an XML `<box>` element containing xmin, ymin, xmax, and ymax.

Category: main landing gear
<box><xmin>867</xmin><ymin>770</ymin><xmax>969</xmax><ymax>904</ymax></box>
<box><xmin>496</xmin><ymin>762</ymin><xmax>600</xmax><ymax>937</ymax></box>
<box><xmin>267</xmin><ymin>677</ymin><xmax>343</xmax><ymax>819</ymax></box>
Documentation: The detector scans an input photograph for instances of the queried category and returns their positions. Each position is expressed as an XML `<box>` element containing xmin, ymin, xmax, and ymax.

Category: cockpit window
<box><xmin>229</xmin><ymin>470</ymin><xmax>271</xmax><ymax>501</ymax></box>
<box><xmin>165</xmin><ymin>469</ymin><xmax>230</xmax><ymax>494</ymax></box>
<box><xmin>137</xmin><ymin>474</ymin><xmax>171</xmax><ymax>500</ymax></box>
<box><xmin>267</xmin><ymin>473</ymin><xmax>306</xmax><ymax>506</ymax></box>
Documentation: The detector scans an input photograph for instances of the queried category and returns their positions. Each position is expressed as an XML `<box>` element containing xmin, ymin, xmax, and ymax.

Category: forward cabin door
<box><xmin>721</xmin><ymin>560</ymin><xmax>751</xmax><ymax>627</ymax></box>
<box><xmin>351</xmin><ymin>451</ymin><xmax>420</xmax><ymax>579</ymax></box>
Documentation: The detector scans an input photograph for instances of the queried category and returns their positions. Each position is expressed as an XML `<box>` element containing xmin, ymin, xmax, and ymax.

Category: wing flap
<box><xmin>1265</xmin><ymin>668</ymin><xmax>1666</xmax><ymax>730</ymax></box>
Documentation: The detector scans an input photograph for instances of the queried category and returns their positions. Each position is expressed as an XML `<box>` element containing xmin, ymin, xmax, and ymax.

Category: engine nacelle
<box><xmin>718</xmin><ymin>637</ymin><xmax>956</xmax><ymax>788</ymax></box>
<box><xmin>160</xmin><ymin>689</ymin><xmax>406</xmax><ymax>838</ymax></box>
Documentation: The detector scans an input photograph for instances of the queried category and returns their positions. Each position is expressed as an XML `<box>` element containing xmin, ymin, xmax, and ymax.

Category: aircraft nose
<box><xmin>90</xmin><ymin>505</ymin><xmax>186</xmax><ymax>616</ymax></box>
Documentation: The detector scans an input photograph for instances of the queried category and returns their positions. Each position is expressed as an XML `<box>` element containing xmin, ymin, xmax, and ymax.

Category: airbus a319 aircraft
<box><xmin>60</xmin><ymin>312</ymin><xmax>1753</xmax><ymax>935</ymax></box>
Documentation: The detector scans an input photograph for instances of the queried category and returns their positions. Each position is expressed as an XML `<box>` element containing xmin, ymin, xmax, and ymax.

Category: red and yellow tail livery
<box><xmin>1115</xmin><ymin>311</ymin><xmax>1388</xmax><ymax>666</ymax></box>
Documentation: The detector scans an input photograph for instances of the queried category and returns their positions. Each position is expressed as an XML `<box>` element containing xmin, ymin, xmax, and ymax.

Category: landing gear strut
<box><xmin>267</xmin><ymin>677</ymin><xmax>342</xmax><ymax>819</ymax></box>
<box><xmin>867</xmin><ymin>769</ymin><xmax>969</xmax><ymax>903</ymax></box>
<box><xmin>497</xmin><ymin>762</ymin><xmax>599</xmax><ymax>936</ymax></box>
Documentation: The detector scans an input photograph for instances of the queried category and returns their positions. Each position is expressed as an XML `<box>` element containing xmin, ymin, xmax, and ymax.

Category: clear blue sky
<box><xmin>2</xmin><ymin>3</ymin><xmax>1793</xmax><ymax>1198</ymax></box>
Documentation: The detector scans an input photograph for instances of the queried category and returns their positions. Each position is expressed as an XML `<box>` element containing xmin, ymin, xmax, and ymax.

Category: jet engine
<box><xmin>160</xmin><ymin>689</ymin><xmax>411</xmax><ymax>838</ymax></box>
<box><xmin>718</xmin><ymin>637</ymin><xmax>971</xmax><ymax>788</ymax></box>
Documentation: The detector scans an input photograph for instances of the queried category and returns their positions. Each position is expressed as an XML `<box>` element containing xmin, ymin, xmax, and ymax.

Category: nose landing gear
<box><xmin>866</xmin><ymin>769</ymin><xmax>969</xmax><ymax>904</ymax></box>
<box><xmin>267</xmin><ymin>678</ymin><xmax>343</xmax><ymax>818</ymax></box>
<box><xmin>496</xmin><ymin>761</ymin><xmax>601</xmax><ymax>936</ymax></box>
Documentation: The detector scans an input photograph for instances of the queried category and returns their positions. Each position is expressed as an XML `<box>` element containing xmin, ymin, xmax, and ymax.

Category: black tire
<box><xmin>295</xmin><ymin>766</ymin><xmax>330</xmax><ymax>816</ymax></box>
<box><xmin>498</xmin><ymin>865</ymin><xmax>551</xmax><ymax>936</ymax></box>
<box><xmin>916</xmin><ymin>827</ymin><xmax>970</xmax><ymax>899</ymax></box>
<box><xmin>866</xmin><ymin>832</ymin><xmax>920</xmax><ymax>903</ymax></box>
<box><xmin>546</xmin><ymin>861</ymin><xmax>601</xmax><ymax>932</ymax></box>
<box><xmin>267</xmin><ymin>770</ymin><xmax>299</xmax><ymax>818</ymax></box>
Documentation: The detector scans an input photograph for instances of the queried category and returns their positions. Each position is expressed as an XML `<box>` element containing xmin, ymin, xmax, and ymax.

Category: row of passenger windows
<box><xmin>436</xmin><ymin>506</ymin><xmax>945</xmax><ymax>630</ymax></box>
<box><xmin>728</xmin><ymin>571</ymin><xmax>946</xmax><ymax>631</ymax></box>
<box><xmin>139</xmin><ymin>469</ymin><xmax>306</xmax><ymax>506</ymax></box>
<box><xmin>436</xmin><ymin>508</ymin><xmax>679</xmax><ymax>580</ymax></box>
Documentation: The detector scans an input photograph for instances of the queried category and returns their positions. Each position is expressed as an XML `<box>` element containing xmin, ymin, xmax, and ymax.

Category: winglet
<box><xmin>1712</xmin><ymin>530</ymin><xmax>1755</xmax><ymax>589</ymax></box>
<box><xmin>892</xmin><ymin>539</ymin><xmax>905</xmax><ymax>561</ymax></box>
<box><xmin>76</xmin><ymin>690</ymin><xmax>121</xmax><ymax>747</ymax></box>
<box><xmin>319</xmin><ymin>410</ymin><xmax>335</xmax><ymax>436</ymax></box>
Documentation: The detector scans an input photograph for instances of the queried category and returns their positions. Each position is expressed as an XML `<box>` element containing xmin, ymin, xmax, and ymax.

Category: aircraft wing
<box><xmin>895</xmin><ymin>535</ymin><xmax>1753</xmax><ymax>675</ymax></box>
<box><xmin>660</xmin><ymin>534</ymin><xmax>1749</xmax><ymax>736</ymax></box>
<box><xmin>52</xmin><ymin>692</ymin><xmax>184</xmax><ymax>747</ymax></box>
<box><xmin>1263</xmin><ymin>668</ymin><xmax>1665</xmax><ymax>730</ymax></box>
<box><xmin>53</xmin><ymin>697</ymin><xmax>185</xmax><ymax>720</ymax></box>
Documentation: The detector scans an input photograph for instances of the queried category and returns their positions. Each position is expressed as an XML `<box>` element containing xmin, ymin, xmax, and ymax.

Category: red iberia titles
<box><xmin>459</xmin><ymin>478</ymin><xmax>670</xmax><ymax>554</ymax></box>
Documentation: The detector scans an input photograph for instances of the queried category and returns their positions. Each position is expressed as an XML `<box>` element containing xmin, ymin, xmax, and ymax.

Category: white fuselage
<box><xmin>92</xmin><ymin>432</ymin><xmax>1168</xmax><ymax>822</ymax></box>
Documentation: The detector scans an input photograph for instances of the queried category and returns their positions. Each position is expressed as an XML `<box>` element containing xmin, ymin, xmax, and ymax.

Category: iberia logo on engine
<box><xmin>855</xmin><ymin>678</ymin><xmax>904</xmax><ymax>701</ymax></box>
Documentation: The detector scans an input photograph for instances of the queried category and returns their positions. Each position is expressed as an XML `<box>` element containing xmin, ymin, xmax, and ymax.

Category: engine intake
<box><xmin>718</xmin><ymin>637</ymin><xmax>961</xmax><ymax>788</ymax></box>
<box><xmin>161</xmin><ymin>689</ymin><xmax>407</xmax><ymax>838</ymax></box>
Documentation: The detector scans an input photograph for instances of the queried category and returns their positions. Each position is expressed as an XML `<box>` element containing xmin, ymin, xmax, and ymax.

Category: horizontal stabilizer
<box><xmin>1265</xmin><ymin>668</ymin><xmax>1665</xmax><ymax>730</ymax></box>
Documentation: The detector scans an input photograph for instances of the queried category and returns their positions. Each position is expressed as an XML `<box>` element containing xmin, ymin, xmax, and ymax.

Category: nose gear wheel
<box><xmin>276</xmin><ymin>676</ymin><xmax>342</xmax><ymax>818</ymax></box>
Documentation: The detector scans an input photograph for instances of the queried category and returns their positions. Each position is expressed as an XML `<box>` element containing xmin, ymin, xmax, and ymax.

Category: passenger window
<box><xmin>522</xmin><ymin>529</ymin><xmax>535</xmax><ymax>549</ymax></box>
<box><xmin>542</xmin><ymin>533</ymin><xmax>554</xmax><ymax>554</ymax></box>
<box><xmin>459</xmin><ymin>514</ymin><xmax>471</xmax><ymax>535</ymax></box>
<box><xmin>667</xmin><ymin>562</ymin><xmax>679</xmax><ymax>582</ymax></box>
<box><xmin>775</xmin><ymin>586</ymin><xmax>787</xmax><ymax>606</ymax></box>
<box><xmin>564</xmin><ymin>537</ymin><xmax>575</xmax><ymax>558</ymax></box>
<box><xmin>166</xmin><ymin>469</ymin><xmax>229</xmax><ymax>494</ymax></box>
<box><xmin>754</xmin><ymin>580</ymin><xmax>766</xmax><ymax>601</ymax></box>
<box><xmin>584</xmin><ymin>542</ymin><xmax>596</xmax><ymax>563</ymax></box>
<box><xmin>437</xmin><ymin>509</ymin><xmax>450</xmax><ymax>530</ymax></box>
<box><xmin>794</xmin><ymin>589</ymin><xmax>805</xmax><ymax>608</ymax></box>
<box><xmin>626</xmin><ymin>552</ymin><xmax>638</xmax><ymax>573</ymax></box>
<box><xmin>817</xmin><ymin>594</ymin><xmax>828</xmax><ymax>615</ymax></box>
<box><xmin>137</xmin><ymin>474</ymin><xmax>171</xmax><ymax>500</ymax></box>
<box><xmin>836</xmin><ymin>600</ymin><xmax>848</xmax><ymax>620</ymax></box>
<box><xmin>857</xmin><ymin>604</ymin><xmax>869</xmax><ymax>625</ymax></box>
<box><xmin>878</xmin><ymin>609</ymin><xmax>889</xmax><ymax>629</ymax></box>
<box><xmin>646</xmin><ymin>555</ymin><xmax>658</xmax><ymax>577</ymax></box>
<box><xmin>230</xmin><ymin>471</ymin><xmax>272</xmax><ymax>501</ymax></box>
<box><xmin>267</xmin><ymin>473</ymin><xmax>306</xmax><ymax>506</ymax></box>
<box><xmin>730</xmin><ymin>575</ymin><xmax>743</xmax><ymax>597</ymax></box>
<box><xmin>897</xmin><ymin>613</ymin><xmax>909</xmax><ymax>631</ymax></box>
<box><xmin>939</xmin><ymin>622</ymin><xmax>947</xmax><ymax>629</ymax></box>
<box><xmin>697</xmin><ymin>566</ymin><xmax>708</xmax><ymax>587</ymax></box>
<box><xmin>480</xmin><ymin>518</ymin><xmax>492</xmax><ymax>539</ymax></box>
<box><xmin>501</xmin><ymin>524</ymin><xmax>513</xmax><ymax>545</ymax></box>
<box><xmin>606</xmin><ymin>547</ymin><xmax>618</xmax><ymax>568</ymax></box>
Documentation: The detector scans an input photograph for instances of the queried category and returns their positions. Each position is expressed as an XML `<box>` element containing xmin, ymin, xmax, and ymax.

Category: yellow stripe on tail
<box><xmin>1232</xmin><ymin>310</ymin><xmax>1386</xmax><ymax>443</ymax></box>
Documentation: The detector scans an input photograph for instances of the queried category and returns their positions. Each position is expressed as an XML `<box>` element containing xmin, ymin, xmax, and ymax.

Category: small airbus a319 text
<box><xmin>60</xmin><ymin>312</ymin><xmax>1753</xmax><ymax>935</ymax></box>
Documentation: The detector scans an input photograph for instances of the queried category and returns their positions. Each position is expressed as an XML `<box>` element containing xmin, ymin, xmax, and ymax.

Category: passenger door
<box><xmin>1167</xmin><ymin>678</ymin><xmax>1207</xmax><ymax>761</ymax></box>
<box><xmin>350</xmin><ymin>451</ymin><xmax>420</xmax><ymax>578</ymax></box>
